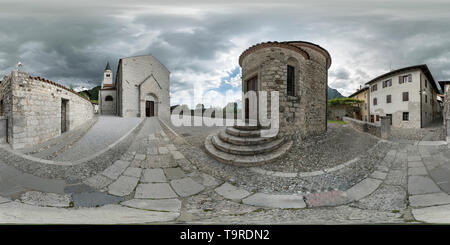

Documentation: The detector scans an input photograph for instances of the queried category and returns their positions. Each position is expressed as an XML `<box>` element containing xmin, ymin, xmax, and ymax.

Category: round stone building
<box><xmin>205</xmin><ymin>41</ymin><xmax>331</xmax><ymax>166</ymax></box>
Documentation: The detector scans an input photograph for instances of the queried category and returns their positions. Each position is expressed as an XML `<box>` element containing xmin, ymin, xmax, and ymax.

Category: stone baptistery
<box><xmin>205</xmin><ymin>41</ymin><xmax>332</xmax><ymax>166</ymax></box>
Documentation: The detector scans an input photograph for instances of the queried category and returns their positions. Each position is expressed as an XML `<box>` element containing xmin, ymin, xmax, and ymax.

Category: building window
<box><xmin>105</xmin><ymin>95</ymin><xmax>113</xmax><ymax>101</ymax></box>
<box><xmin>402</xmin><ymin>92</ymin><xmax>409</xmax><ymax>101</ymax></box>
<box><xmin>373</xmin><ymin>97</ymin><xmax>377</xmax><ymax>105</ymax></box>
<box><xmin>425</xmin><ymin>95</ymin><xmax>428</xmax><ymax>103</ymax></box>
<box><xmin>403</xmin><ymin>112</ymin><xmax>409</xmax><ymax>121</ymax></box>
<box><xmin>371</xmin><ymin>84</ymin><xmax>377</xmax><ymax>92</ymax></box>
<box><xmin>287</xmin><ymin>65</ymin><xmax>295</xmax><ymax>96</ymax></box>
<box><xmin>399</xmin><ymin>74</ymin><xmax>412</xmax><ymax>84</ymax></box>
<box><xmin>106</xmin><ymin>74</ymin><xmax>110</xmax><ymax>78</ymax></box>
<box><xmin>376</xmin><ymin>115</ymin><xmax>380</xmax><ymax>121</ymax></box>
<box><xmin>425</xmin><ymin>80</ymin><xmax>428</xmax><ymax>88</ymax></box>
<box><xmin>365</xmin><ymin>103</ymin><xmax>367</xmax><ymax>110</ymax></box>
<box><xmin>0</xmin><ymin>100</ymin><xmax>3</xmax><ymax>116</ymax></box>
<box><xmin>383</xmin><ymin>79</ymin><xmax>392</xmax><ymax>88</ymax></box>
<box><xmin>386</xmin><ymin>95</ymin><xmax>391</xmax><ymax>103</ymax></box>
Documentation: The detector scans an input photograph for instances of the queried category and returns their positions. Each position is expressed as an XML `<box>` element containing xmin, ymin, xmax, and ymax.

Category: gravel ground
<box><xmin>161</xmin><ymin>120</ymin><xmax>391</xmax><ymax>194</ymax></box>
<box><xmin>52</xmin><ymin>116</ymin><xmax>143</xmax><ymax>161</ymax></box>
<box><xmin>261</xmin><ymin>123</ymin><xmax>380</xmax><ymax>172</ymax></box>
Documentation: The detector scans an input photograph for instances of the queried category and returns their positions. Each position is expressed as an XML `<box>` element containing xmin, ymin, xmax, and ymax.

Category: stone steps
<box><xmin>205</xmin><ymin>134</ymin><xmax>292</xmax><ymax>166</ymax></box>
<box><xmin>218</xmin><ymin>129</ymin><xmax>277</xmax><ymax>146</ymax></box>
<box><xmin>226</xmin><ymin>127</ymin><xmax>261</xmax><ymax>137</ymax></box>
<box><xmin>211</xmin><ymin>133</ymin><xmax>285</xmax><ymax>155</ymax></box>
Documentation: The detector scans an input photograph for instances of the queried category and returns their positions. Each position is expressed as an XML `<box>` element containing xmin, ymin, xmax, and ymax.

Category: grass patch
<box><xmin>327</xmin><ymin>120</ymin><xmax>347</xmax><ymax>125</ymax></box>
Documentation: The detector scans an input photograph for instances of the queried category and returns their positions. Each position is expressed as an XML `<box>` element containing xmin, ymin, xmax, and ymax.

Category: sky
<box><xmin>1</xmin><ymin>0</ymin><xmax>450</xmax><ymax>108</ymax></box>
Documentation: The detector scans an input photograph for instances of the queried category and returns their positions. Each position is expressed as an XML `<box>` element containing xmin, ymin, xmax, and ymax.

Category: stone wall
<box><xmin>327</xmin><ymin>104</ymin><xmax>356</xmax><ymax>121</ymax></box>
<box><xmin>343</xmin><ymin>116</ymin><xmax>381</xmax><ymax>138</ymax></box>
<box><xmin>240</xmin><ymin>42</ymin><xmax>329</xmax><ymax>139</ymax></box>
<box><xmin>444</xmin><ymin>84</ymin><xmax>450</xmax><ymax>142</ymax></box>
<box><xmin>0</xmin><ymin>70</ymin><xmax>94</xmax><ymax>149</ymax></box>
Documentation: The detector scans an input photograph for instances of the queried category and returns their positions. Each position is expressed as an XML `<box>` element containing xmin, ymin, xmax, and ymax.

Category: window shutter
<box><xmin>399</xmin><ymin>76</ymin><xmax>403</xmax><ymax>84</ymax></box>
<box><xmin>408</xmin><ymin>74</ymin><xmax>412</xmax><ymax>83</ymax></box>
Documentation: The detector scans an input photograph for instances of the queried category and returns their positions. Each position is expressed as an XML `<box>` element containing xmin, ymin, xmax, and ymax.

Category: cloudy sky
<box><xmin>1</xmin><ymin>0</ymin><xmax>450</xmax><ymax>107</ymax></box>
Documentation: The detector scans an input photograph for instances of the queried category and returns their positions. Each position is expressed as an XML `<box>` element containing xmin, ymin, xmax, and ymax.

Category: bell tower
<box><xmin>102</xmin><ymin>62</ymin><xmax>113</xmax><ymax>88</ymax></box>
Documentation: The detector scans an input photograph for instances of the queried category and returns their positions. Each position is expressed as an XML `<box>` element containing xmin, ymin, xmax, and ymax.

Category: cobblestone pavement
<box><xmin>1</xmin><ymin>117</ymin><xmax>450</xmax><ymax>224</ymax></box>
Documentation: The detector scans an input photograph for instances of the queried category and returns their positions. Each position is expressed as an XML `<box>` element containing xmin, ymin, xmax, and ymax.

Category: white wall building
<box><xmin>365</xmin><ymin>64</ymin><xmax>440</xmax><ymax>128</ymax></box>
<box><xmin>98</xmin><ymin>55</ymin><xmax>170</xmax><ymax>118</ymax></box>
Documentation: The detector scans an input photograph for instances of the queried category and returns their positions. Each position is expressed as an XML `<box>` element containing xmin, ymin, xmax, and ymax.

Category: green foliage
<box><xmin>79</xmin><ymin>91</ymin><xmax>90</xmax><ymax>100</ymax></box>
<box><xmin>328</xmin><ymin>97</ymin><xmax>363</xmax><ymax>106</ymax></box>
<box><xmin>327</xmin><ymin>120</ymin><xmax>347</xmax><ymax>125</ymax></box>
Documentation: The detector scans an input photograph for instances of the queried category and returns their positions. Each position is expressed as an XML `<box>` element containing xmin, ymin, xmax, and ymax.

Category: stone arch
<box><xmin>105</xmin><ymin>95</ymin><xmax>113</xmax><ymax>101</ymax></box>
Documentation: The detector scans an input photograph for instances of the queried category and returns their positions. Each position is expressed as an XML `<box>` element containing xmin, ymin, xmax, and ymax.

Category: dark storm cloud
<box><xmin>1</xmin><ymin>0</ymin><xmax>450</xmax><ymax>102</ymax></box>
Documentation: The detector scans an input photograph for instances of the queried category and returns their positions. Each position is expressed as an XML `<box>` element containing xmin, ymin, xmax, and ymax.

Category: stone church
<box><xmin>98</xmin><ymin>55</ymin><xmax>170</xmax><ymax>118</ymax></box>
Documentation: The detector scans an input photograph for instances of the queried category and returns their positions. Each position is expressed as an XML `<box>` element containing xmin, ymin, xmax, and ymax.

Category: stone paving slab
<box><xmin>408</xmin><ymin>156</ymin><xmax>422</xmax><ymax>162</ymax></box>
<box><xmin>409</xmin><ymin>193</ymin><xmax>450</xmax><ymax>207</ymax></box>
<box><xmin>0</xmin><ymin>202</ymin><xmax>179</xmax><ymax>224</ymax></box>
<box><xmin>20</xmin><ymin>191</ymin><xmax>72</xmax><ymax>208</ymax></box>
<box><xmin>142</xmin><ymin>169</ymin><xmax>166</xmax><ymax>183</ymax></box>
<box><xmin>370</xmin><ymin>171</ymin><xmax>387</xmax><ymax>180</ymax></box>
<box><xmin>102</xmin><ymin>160</ymin><xmax>130</xmax><ymax>180</ymax></box>
<box><xmin>189</xmin><ymin>173</ymin><xmax>220</xmax><ymax>187</ymax></box>
<box><xmin>135</xmin><ymin>183</ymin><xmax>178</xmax><ymax>199</ymax></box>
<box><xmin>170</xmin><ymin>178</ymin><xmax>205</xmax><ymax>197</ymax></box>
<box><xmin>345</xmin><ymin>178</ymin><xmax>382</xmax><ymax>201</ymax></box>
<box><xmin>123</xmin><ymin>167</ymin><xmax>143</xmax><ymax>178</ymax></box>
<box><xmin>408</xmin><ymin>176</ymin><xmax>441</xmax><ymax>195</ymax></box>
<box><xmin>121</xmin><ymin>199</ymin><xmax>181</xmax><ymax>212</ymax></box>
<box><xmin>215</xmin><ymin>183</ymin><xmax>251</xmax><ymax>201</ymax></box>
<box><xmin>108</xmin><ymin>176</ymin><xmax>139</xmax><ymax>197</ymax></box>
<box><xmin>412</xmin><ymin>204</ymin><xmax>450</xmax><ymax>223</ymax></box>
<box><xmin>428</xmin><ymin>167</ymin><xmax>450</xmax><ymax>184</ymax></box>
<box><xmin>408</xmin><ymin>167</ymin><xmax>428</xmax><ymax>176</ymax></box>
<box><xmin>437</xmin><ymin>182</ymin><xmax>450</xmax><ymax>193</ymax></box>
<box><xmin>408</xmin><ymin>161</ymin><xmax>424</xmax><ymax>168</ymax></box>
<box><xmin>171</xmin><ymin>151</ymin><xmax>185</xmax><ymax>160</ymax></box>
<box><xmin>243</xmin><ymin>193</ymin><xmax>306</xmax><ymax>209</ymax></box>
<box><xmin>305</xmin><ymin>191</ymin><xmax>349</xmax><ymax>207</ymax></box>
<box><xmin>72</xmin><ymin>192</ymin><xmax>125</xmax><ymax>208</ymax></box>
<box><xmin>83</xmin><ymin>174</ymin><xmax>114</xmax><ymax>190</ymax></box>
<box><xmin>164</xmin><ymin>168</ymin><xmax>186</xmax><ymax>180</ymax></box>
<box><xmin>134</xmin><ymin>154</ymin><xmax>146</xmax><ymax>161</ymax></box>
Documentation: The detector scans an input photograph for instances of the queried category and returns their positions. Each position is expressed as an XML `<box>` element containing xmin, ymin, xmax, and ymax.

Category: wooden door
<box><xmin>244</xmin><ymin>76</ymin><xmax>257</xmax><ymax>121</ymax></box>
<box><xmin>61</xmin><ymin>99</ymin><xmax>68</xmax><ymax>133</ymax></box>
<box><xmin>146</xmin><ymin>101</ymin><xmax>155</xmax><ymax>117</ymax></box>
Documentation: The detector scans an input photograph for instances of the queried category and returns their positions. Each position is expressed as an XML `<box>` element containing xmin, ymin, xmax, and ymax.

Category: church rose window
<box><xmin>105</xmin><ymin>95</ymin><xmax>113</xmax><ymax>101</ymax></box>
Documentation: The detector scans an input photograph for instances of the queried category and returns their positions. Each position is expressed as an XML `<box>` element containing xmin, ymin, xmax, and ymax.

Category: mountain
<box><xmin>78</xmin><ymin>85</ymin><xmax>100</xmax><ymax>101</ymax></box>
<box><xmin>328</xmin><ymin>86</ymin><xmax>344</xmax><ymax>99</ymax></box>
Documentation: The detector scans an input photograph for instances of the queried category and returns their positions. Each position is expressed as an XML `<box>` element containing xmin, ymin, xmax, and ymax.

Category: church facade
<box><xmin>98</xmin><ymin>55</ymin><xmax>170</xmax><ymax>118</ymax></box>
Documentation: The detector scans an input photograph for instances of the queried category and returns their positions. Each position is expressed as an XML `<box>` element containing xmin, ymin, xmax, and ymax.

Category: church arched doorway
<box><xmin>145</xmin><ymin>94</ymin><xmax>158</xmax><ymax>117</ymax></box>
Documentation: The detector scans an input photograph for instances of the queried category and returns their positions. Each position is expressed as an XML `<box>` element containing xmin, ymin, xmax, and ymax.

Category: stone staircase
<box><xmin>205</xmin><ymin>123</ymin><xmax>292</xmax><ymax>166</ymax></box>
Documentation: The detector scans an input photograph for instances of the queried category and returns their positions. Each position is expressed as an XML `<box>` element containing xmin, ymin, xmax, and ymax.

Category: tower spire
<box><xmin>105</xmin><ymin>62</ymin><xmax>111</xmax><ymax>71</ymax></box>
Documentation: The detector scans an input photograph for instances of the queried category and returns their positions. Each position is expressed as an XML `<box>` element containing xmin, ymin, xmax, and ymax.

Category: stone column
<box><xmin>380</xmin><ymin>116</ymin><xmax>391</xmax><ymax>139</ymax></box>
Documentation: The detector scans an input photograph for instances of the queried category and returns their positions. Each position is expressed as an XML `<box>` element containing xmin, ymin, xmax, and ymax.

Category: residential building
<box><xmin>348</xmin><ymin>86</ymin><xmax>369</xmax><ymax>121</ymax></box>
<box><xmin>365</xmin><ymin>64</ymin><xmax>439</xmax><ymax>128</ymax></box>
